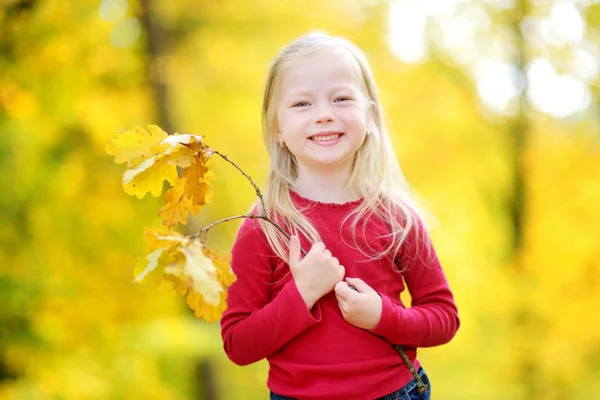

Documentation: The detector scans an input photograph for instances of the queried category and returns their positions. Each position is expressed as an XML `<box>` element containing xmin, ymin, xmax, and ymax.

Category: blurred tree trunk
<box><xmin>510</xmin><ymin>0</ymin><xmax>539</xmax><ymax>398</ymax></box>
<box><xmin>510</xmin><ymin>0</ymin><xmax>528</xmax><ymax>258</ymax></box>
<box><xmin>139</xmin><ymin>0</ymin><xmax>174</xmax><ymax>135</ymax></box>
<box><xmin>139</xmin><ymin>2</ymin><xmax>218</xmax><ymax>399</ymax></box>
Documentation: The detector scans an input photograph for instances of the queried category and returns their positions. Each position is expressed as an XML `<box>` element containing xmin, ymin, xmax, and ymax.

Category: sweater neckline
<box><xmin>290</xmin><ymin>190</ymin><xmax>364</xmax><ymax>210</ymax></box>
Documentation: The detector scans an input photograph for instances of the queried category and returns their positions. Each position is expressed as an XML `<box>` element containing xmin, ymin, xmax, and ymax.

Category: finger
<box><xmin>311</xmin><ymin>241</ymin><xmax>325</xmax><ymax>253</ymax></box>
<box><xmin>334</xmin><ymin>281</ymin><xmax>352</xmax><ymax>300</ymax></box>
<box><xmin>338</xmin><ymin>264</ymin><xmax>346</xmax><ymax>277</ymax></box>
<box><xmin>345</xmin><ymin>277</ymin><xmax>375</xmax><ymax>294</ymax></box>
<box><xmin>323</xmin><ymin>249</ymin><xmax>332</xmax><ymax>258</ymax></box>
<box><xmin>331</xmin><ymin>257</ymin><xmax>340</xmax><ymax>267</ymax></box>
<box><xmin>334</xmin><ymin>291</ymin><xmax>344</xmax><ymax>306</ymax></box>
<box><xmin>337</xmin><ymin>299</ymin><xmax>348</xmax><ymax>316</ymax></box>
<box><xmin>289</xmin><ymin>235</ymin><xmax>301</xmax><ymax>264</ymax></box>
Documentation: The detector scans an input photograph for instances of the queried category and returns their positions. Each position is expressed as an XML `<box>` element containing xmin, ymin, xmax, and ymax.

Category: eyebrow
<box><xmin>285</xmin><ymin>85</ymin><xmax>358</xmax><ymax>99</ymax></box>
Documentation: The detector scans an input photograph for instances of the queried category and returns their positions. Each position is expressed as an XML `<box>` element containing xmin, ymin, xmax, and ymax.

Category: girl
<box><xmin>220</xmin><ymin>32</ymin><xmax>460</xmax><ymax>400</ymax></box>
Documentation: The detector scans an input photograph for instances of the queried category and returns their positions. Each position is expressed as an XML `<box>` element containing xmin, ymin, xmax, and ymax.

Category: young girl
<box><xmin>220</xmin><ymin>32</ymin><xmax>459</xmax><ymax>400</ymax></box>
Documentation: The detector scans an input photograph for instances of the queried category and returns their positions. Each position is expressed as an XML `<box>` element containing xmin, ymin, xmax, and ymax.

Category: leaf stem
<box><xmin>200</xmin><ymin>147</ymin><xmax>306</xmax><ymax>255</ymax></box>
<box><xmin>209</xmin><ymin>148</ymin><xmax>267</xmax><ymax>215</ymax></box>
<box><xmin>194</xmin><ymin>213</ymin><xmax>255</xmax><ymax>241</ymax></box>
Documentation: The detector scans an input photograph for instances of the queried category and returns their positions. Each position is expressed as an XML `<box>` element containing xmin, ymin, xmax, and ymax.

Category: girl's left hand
<box><xmin>334</xmin><ymin>277</ymin><xmax>382</xmax><ymax>330</ymax></box>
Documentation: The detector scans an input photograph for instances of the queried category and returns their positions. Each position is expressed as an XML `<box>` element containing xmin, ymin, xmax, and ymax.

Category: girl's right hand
<box><xmin>288</xmin><ymin>235</ymin><xmax>345</xmax><ymax>310</ymax></box>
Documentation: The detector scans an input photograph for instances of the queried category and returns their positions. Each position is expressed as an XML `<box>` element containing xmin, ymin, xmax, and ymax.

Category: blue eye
<box><xmin>293</xmin><ymin>101</ymin><xmax>309</xmax><ymax>107</ymax></box>
<box><xmin>335</xmin><ymin>97</ymin><xmax>352</xmax><ymax>102</ymax></box>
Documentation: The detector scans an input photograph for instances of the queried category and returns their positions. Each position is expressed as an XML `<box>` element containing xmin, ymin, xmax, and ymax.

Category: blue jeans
<box><xmin>270</xmin><ymin>367</ymin><xmax>431</xmax><ymax>400</ymax></box>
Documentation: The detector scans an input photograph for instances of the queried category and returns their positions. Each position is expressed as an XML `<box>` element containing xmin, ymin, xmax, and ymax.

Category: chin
<box><xmin>309</xmin><ymin>156</ymin><xmax>354</xmax><ymax>167</ymax></box>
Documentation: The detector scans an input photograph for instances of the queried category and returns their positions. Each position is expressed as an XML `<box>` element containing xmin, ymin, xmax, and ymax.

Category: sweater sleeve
<box><xmin>220</xmin><ymin>217</ymin><xmax>322</xmax><ymax>366</ymax></box>
<box><xmin>370</xmin><ymin>214</ymin><xmax>460</xmax><ymax>347</ymax></box>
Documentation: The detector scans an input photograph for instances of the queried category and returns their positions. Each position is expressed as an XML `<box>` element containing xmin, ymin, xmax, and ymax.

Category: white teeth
<box><xmin>312</xmin><ymin>134</ymin><xmax>341</xmax><ymax>141</ymax></box>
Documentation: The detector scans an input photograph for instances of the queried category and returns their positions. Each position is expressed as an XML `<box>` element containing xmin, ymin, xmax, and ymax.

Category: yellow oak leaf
<box><xmin>134</xmin><ymin>231</ymin><xmax>236</xmax><ymax>321</ymax></box>
<box><xmin>161</xmin><ymin>133</ymin><xmax>206</xmax><ymax>154</ymax></box>
<box><xmin>106</xmin><ymin>125</ymin><xmax>169</xmax><ymax>168</ymax></box>
<box><xmin>157</xmin><ymin>178</ymin><xmax>200</xmax><ymax>228</ymax></box>
<box><xmin>154</xmin><ymin>232</ymin><xmax>191</xmax><ymax>243</ymax></box>
<box><xmin>144</xmin><ymin>228</ymin><xmax>184</xmax><ymax>251</ymax></box>
<box><xmin>161</xmin><ymin>141</ymin><xmax>197</xmax><ymax>168</ymax></box>
<box><xmin>186</xmin><ymin>290</ymin><xmax>228</xmax><ymax>323</ymax></box>
<box><xmin>162</xmin><ymin>239</ymin><xmax>222</xmax><ymax>306</ymax></box>
<box><xmin>122</xmin><ymin>154</ymin><xmax>179</xmax><ymax>199</ymax></box>
<box><xmin>205</xmin><ymin>248</ymin><xmax>236</xmax><ymax>287</ymax></box>
<box><xmin>185</xmin><ymin>247</ymin><xmax>235</xmax><ymax>321</ymax></box>
<box><xmin>133</xmin><ymin>248</ymin><xmax>165</xmax><ymax>283</ymax></box>
<box><xmin>134</xmin><ymin>231</ymin><xmax>188</xmax><ymax>287</ymax></box>
<box><xmin>157</xmin><ymin>244</ymin><xmax>189</xmax><ymax>295</ymax></box>
<box><xmin>159</xmin><ymin>273</ymin><xmax>188</xmax><ymax>296</ymax></box>
<box><xmin>181</xmin><ymin>158</ymin><xmax>215</xmax><ymax>207</ymax></box>
<box><xmin>182</xmin><ymin>242</ymin><xmax>222</xmax><ymax>305</ymax></box>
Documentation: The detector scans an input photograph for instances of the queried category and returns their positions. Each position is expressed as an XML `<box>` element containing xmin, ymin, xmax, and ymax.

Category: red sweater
<box><xmin>220</xmin><ymin>192</ymin><xmax>459</xmax><ymax>400</ymax></box>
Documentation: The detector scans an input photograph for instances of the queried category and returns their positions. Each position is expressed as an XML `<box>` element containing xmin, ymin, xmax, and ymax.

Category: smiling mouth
<box><xmin>309</xmin><ymin>133</ymin><xmax>343</xmax><ymax>142</ymax></box>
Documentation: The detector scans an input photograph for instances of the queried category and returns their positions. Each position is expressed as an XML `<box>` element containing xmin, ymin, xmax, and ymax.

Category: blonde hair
<box><xmin>258</xmin><ymin>31</ymin><xmax>430</xmax><ymax>266</ymax></box>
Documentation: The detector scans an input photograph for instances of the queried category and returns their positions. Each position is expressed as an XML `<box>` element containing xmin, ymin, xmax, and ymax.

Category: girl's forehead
<box><xmin>279</xmin><ymin>50</ymin><xmax>364</xmax><ymax>90</ymax></box>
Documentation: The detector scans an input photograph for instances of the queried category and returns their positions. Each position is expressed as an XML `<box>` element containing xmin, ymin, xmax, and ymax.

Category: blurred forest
<box><xmin>1</xmin><ymin>0</ymin><xmax>599</xmax><ymax>399</ymax></box>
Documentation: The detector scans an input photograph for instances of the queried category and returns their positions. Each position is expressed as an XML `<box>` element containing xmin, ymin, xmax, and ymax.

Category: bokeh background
<box><xmin>1</xmin><ymin>0</ymin><xmax>599</xmax><ymax>398</ymax></box>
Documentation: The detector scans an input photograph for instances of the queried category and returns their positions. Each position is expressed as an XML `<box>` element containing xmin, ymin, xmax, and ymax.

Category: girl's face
<box><xmin>275</xmin><ymin>50</ymin><xmax>371</xmax><ymax>173</ymax></box>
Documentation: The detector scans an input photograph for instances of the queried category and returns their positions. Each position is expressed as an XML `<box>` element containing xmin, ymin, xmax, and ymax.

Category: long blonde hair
<box><xmin>259</xmin><ymin>32</ymin><xmax>430</xmax><ymax>266</ymax></box>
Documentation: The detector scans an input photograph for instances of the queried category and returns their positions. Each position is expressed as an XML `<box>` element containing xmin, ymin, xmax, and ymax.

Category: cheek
<box><xmin>340</xmin><ymin>104</ymin><xmax>365</xmax><ymax>120</ymax></box>
<box><xmin>281</xmin><ymin>113</ymin><xmax>307</xmax><ymax>135</ymax></box>
<box><xmin>343</xmin><ymin>110</ymin><xmax>367</xmax><ymax>130</ymax></box>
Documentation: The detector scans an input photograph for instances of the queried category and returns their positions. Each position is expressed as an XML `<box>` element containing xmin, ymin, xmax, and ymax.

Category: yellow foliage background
<box><xmin>1</xmin><ymin>0</ymin><xmax>599</xmax><ymax>399</ymax></box>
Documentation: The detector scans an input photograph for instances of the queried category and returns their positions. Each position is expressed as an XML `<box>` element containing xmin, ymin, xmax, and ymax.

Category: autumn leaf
<box><xmin>182</xmin><ymin>158</ymin><xmax>215</xmax><ymax>207</ymax></box>
<box><xmin>109</xmin><ymin>126</ymin><xmax>237</xmax><ymax>322</ymax></box>
<box><xmin>157</xmin><ymin>177</ymin><xmax>199</xmax><ymax>228</ymax></box>
<box><xmin>157</xmin><ymin>155</ymin><xmax>215</xmax><ymax>228</ymax></box>
<box><xmin>133</xmin><ymin>248</ymin><xmax>165</xmax><ymax>283</ymax></box>
<box><xmin>161</xmin><ymin>134</ymin><xmax>203</xmax><ymax>147</ymax></box>
<box><xmin>185</xmin><ymin>247</ymin><xmax>235</xmax><ymax>321</ymax></box>
<box><xmin>187</xmin><ymin>290</ymin><xmax>228</xmax><ymax>323</ymax></box>
<box><xmin>105</xmin><ymin>125</ymin><xmax>169</xmax><ymax>168</ymax></box>
<box><xmin>205</xmin><ymin>247</ymin><xmax>235</xmax><ymax>287</ymax></box>
<box><xmin>162</xmin><ymin>239</ymin><xmax>222</xmax><ymax>306</ymax></box>
<box><xmin>186</xmin><ymin>248</ymin><xmax>235</xmax><ymax>322</ymax></box>
<box><xmin>108</xmin><ymin>128</ymin><xmax>210</xmax><ymax>200</ymax></box>
<box><xmin>133</xmin><ymin>229</ymin><xmax>184</xmax><ymax>286</ymax></box>
<box><xmin>122</xmin><ymin>154</ymin><xmax>180</xmax><ymax>199</ymax></box>
<box><xmin>161</xmin><ymin>138</ymin><xmax>198</xmax><ymax>168</ymax></box>
<box><xmin>144</xmin><ymin>227</ymin><xmax>184</xmax><ymax>250</ymax></box>
<box><xmin>158</xmin><ymin>275</ymin><xmax>188</xmax><ymax>296</ymax></box>
<box><xmin>132</xmin><ymin>230</ymin><xmax>236</xmax><ymax>320</ymax></box>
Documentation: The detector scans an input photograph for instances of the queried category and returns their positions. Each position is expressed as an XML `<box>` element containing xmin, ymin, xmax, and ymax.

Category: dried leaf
<box><xmin>122</xmin><ymin>154</ymin><xmax>179</xmax><ymax>199</ymax></box>
<box><xmin>106</xmin><ymin>125</ymin><xmax>169</xmax><ymax>168</ymax></box>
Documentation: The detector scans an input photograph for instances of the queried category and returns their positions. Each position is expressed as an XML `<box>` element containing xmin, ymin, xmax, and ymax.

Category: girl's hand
<box><xmin>334</xmin><ymin>277</ymin><xmax>382</xmax><ymax>330</ymax></box>
<box><xmin>289</xmin><ymin>235</ymin><xmax>345</xmax><ymax>310</ymax></box>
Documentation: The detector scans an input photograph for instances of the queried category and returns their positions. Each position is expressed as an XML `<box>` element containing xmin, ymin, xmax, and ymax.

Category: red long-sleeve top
<box><xmin>220</xmin><ymin>191</ymin><xmax>460</xmax><ymax>400</ymax></box>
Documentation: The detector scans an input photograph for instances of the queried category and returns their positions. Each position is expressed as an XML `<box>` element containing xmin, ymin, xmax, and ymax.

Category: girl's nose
<box><xmin>314</xmin><ymin>103</ymin><xmax>335</xmax><ymax>123</ymax></box>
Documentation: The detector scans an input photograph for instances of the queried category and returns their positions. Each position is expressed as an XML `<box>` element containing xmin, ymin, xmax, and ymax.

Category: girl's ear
<box><xmin>366</xmin><ymin>101</ymin><xmax>377</xmax><ymax>133</ymax></box>
<box><xmin>274</xmin><ymin>119</ymin><xmax>284</xmax><ymax>144</ymax></box>
<box><xmin>276</xmin><ymin>128</ymin><xmax>284</xmax><ymax>145</ymax></box>
<box><xmin>369</xmin><ymin>101</ymin><xmax>377</xmax><ymax>122</ymax></box>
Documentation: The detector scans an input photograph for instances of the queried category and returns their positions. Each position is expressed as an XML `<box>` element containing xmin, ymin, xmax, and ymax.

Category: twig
<box><xmin>199</xmin><ymin>147</ymin><xmax>306</xmax><ymax>255</ymax></box>
<box><xmin>395</xmin><ymin>344</ymin><xmax>428</xmax><ymax>393</ymax></box>
<box><xmin>208</xmin><ymin>147</ymin><xmax>267</xmax><ymax>215</ymax></box>
<box><xmin>194</xmin><ymin>213</ymin><xmax>255</xmax><ymax>241</ymax></box>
